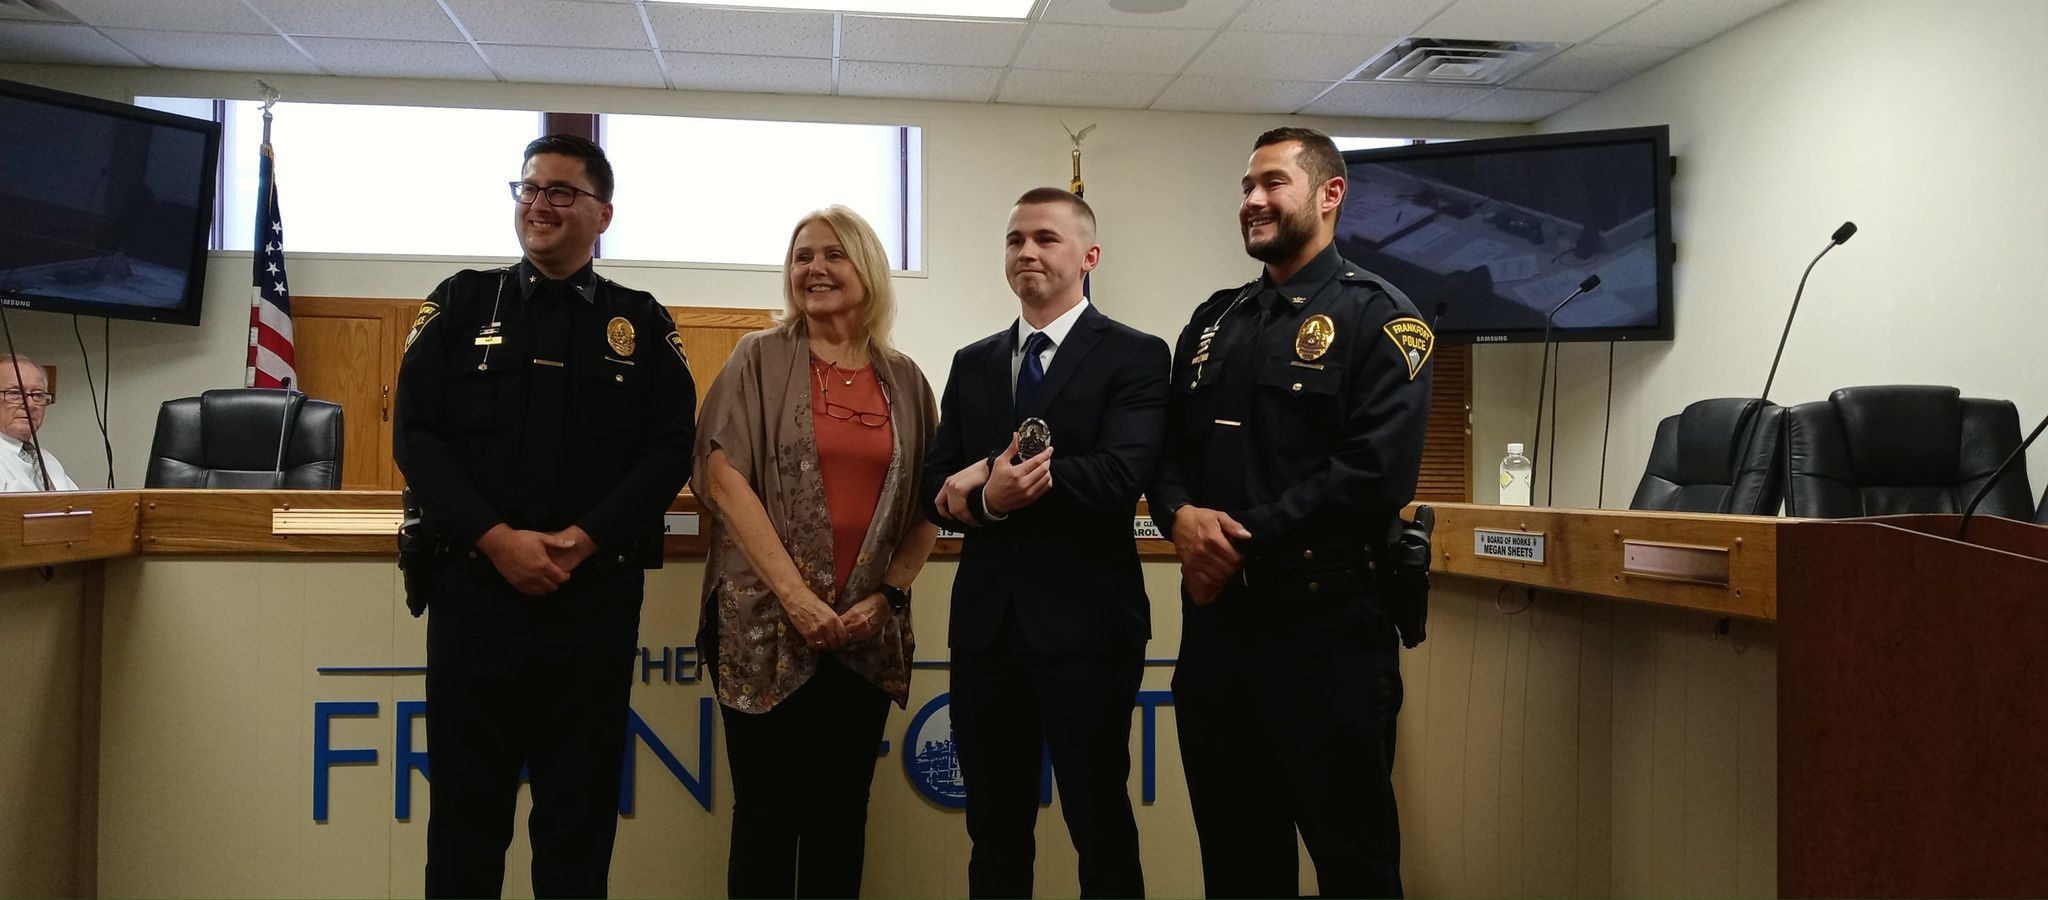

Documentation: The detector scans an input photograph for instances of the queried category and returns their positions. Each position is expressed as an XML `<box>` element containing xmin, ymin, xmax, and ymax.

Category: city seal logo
<box><xmin>903</xmin><ymin>693</ymin><xmax>966</xmax><ymax>809</ymax></box>
<box><xmin>404</xmin><ymin>301</ymin><xmax>439</xmax><ymax>352</ymax></box>
<box><xmin>1295</xmin><ymin>314</ymin><xmax>1335</xmax><ymax>361</ymax></box>
<box><xmin>1382</xmin><ymin>316</ymin><xmax>1435</xmax><ymax>381</ymax></box>
<box><xmin>606</xmin><ymin>316</ymin><xmax>636</xmax><ymax>356</ymax></box>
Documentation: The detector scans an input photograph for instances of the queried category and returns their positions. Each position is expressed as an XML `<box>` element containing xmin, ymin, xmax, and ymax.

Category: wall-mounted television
<box><xmin>0</xmin><ymin>78</ymin><xmax>220</xmax><ymax>327</ymax></box>
<box><xmin>1337</xmin><ymin>125</ymin><xmax>1674</xmax><ymax>344</ymax></box>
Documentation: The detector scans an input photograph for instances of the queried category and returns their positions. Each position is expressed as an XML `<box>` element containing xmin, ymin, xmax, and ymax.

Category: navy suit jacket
<box><xmin>921</xmin><ymin>303</ymin><xmax>1171</xmax><ymax>656</ymax></box>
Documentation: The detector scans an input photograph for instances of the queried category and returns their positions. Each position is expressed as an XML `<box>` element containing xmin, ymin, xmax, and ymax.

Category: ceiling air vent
<box><xmin>0</xmin><ymin>0</ymin><xmax>79</xmax><ymax>23</ymax></box>
<box><xmin>1355</xmin><ymin>38</ymin><xmax>1567</xmax><ymax>87</ymax></box>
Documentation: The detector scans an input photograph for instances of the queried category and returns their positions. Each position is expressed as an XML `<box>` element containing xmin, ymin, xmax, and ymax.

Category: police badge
<box><xmin>1295</xmin><ymin>314</ymin><xmax>1335</xmax><ymax>361</ymax></box>
<box><xmin>606</xmin><ymin>316</ymin><xmax>636</xmax><ymax>356</ymax></box>
<box><xmin>1016</xmin><ymin>416</ymin><xmax>1052</xmax><ymax>460</ymax></box>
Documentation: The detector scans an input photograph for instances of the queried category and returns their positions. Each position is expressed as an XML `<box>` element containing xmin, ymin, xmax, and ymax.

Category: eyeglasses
<box><xmin>0</xmin><ymin>389</ymin><xmax>54</xmax><ymax>407</ymax></box>
<box><xmin>508</xmin><ymin>181</ymin><xmax>602</xmax><ymax>207</ymax></box>
<box><xmin>821</xmin><ymin>399</ymin><xmax>890</xmax><ymax>428</ymax></box>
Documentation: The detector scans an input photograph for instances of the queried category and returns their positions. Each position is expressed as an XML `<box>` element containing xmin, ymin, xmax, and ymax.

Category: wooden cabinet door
<box><xmin>291</xmin><ymin>297</ymin><xmax>401</xmax><ymax>490</ymax></box>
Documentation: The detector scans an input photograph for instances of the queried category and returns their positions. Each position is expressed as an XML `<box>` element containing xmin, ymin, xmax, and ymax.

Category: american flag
<box><xmin>246</xmin><ymin>141</ymin><xmax>296</xmax><ymax>388</ymax></box>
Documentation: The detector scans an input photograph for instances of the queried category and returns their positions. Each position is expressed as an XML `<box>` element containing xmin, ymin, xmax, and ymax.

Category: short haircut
<box><xmin>1012</xmin><ymin>187</ymin><xmax>1096</xmax><ymax>238</ymax></box>
<box><xmin>777</xmin><ymin>205</ymin><xmax>900</xmax><ymax>355</ymax></box>
<box><xmin>1253</xmin><ymin>126</ymin><xmax>1345</xmax><ymax>190</ymax></box>
<box><xmin>523</xmin><ymin>133</ymin><xmax>615</xmax><ymax>202</ymax></box>
<box><xmin>0</xmin><ymin>355</ymin><xmax>42</xmax><ymax>384</ymax></box>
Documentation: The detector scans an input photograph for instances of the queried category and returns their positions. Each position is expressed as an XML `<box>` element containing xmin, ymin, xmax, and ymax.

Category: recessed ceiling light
<box><xmin>1107</xmin><ymin>0</ymin><xmax>1187</xmax><ymax>12</ymax></box>
<box><xmin>651</xmin><ymin>0</ymin><xmax>1038</xmax><ymax>18</ymax></box>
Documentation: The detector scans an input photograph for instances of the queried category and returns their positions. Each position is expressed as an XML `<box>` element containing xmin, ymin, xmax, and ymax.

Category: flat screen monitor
<box><xmin>1337</xmin><ymin>125</ymin><xmax>1674</xmax><ymax>344</ymax></box>
<box><xmin>0</xmin><ymin>78</ymin><xmax>220</xmax><ymax>327</ymax></box>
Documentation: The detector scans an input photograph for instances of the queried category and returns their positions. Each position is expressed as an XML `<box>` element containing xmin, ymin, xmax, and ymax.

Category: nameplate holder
<box><xmin>21</xmin><ymin>509</ymin><xmax>93</xmax><ymax>545</ymax></box>
<box><xmin>1622</xmin><ymin>539</ymin><xmax>1730</xmax><ymax>586</ymax></box>
<box><xmin>662</xmin><ymin>513</ymin><xmax>700</xmax><ymax>536</ymax></box>
<box><xmin>1474</xmin><ymin>528</ymin><xmax>1546</xmax><ymax>564</ymax></box>
<box><xmin>272</xmin><ymin>509</ymin><xmax>403</xmax><ymax>535</ymax></box>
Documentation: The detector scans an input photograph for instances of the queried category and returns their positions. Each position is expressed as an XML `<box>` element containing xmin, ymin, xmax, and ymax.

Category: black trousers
<box><xmin>720</xmin><ymin>654</ymin><xmax>893</xmax><ymax>899</ymax></box>
<box><xmin>951</xmin><ymin>609</ymin><xmax>1147</xmax><ymax>899</ymax></box>
<box><xmin>422</xmin><ymin>571</ymin><xmax>641</xmax><ymax>900</ymax></box>
<box><xmin>1173</xmin><ymin>586</ymin><xmax>1405</xmax><ymax>900</ymax></box>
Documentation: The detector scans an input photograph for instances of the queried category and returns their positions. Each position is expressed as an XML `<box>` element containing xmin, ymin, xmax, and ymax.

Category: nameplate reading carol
<box><xmin>1474</xmin><ymin>528</ymin><xmax>1546</xmax><ymax>564</ymax></box>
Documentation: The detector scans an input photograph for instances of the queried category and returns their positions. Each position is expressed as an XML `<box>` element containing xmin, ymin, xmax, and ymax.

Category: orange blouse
<box><xmin>810</xmin><ymin>357</ymin><xmax>893</xmax><ymax>593</ymax></box>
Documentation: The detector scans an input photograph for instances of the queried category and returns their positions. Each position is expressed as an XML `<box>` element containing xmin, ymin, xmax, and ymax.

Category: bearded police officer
<box><xmin>394</xmin><ymin>134</ymin><xmax>696</xmax><ymax>899</ymax></box>
<box><xmin>1152</xmin><ymin>127</ymin><xmax>1434</xmax><ymax>899</ymax></box>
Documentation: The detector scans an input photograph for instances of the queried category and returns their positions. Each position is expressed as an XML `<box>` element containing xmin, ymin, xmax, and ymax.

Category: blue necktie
<box><xmin>1015</xmin><ymin>331</ymin><xmax>1052</xmax><ymax>421</ymax></box>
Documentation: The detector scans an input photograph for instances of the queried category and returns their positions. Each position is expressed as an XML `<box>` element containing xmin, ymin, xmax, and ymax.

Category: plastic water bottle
<box><xmin>1499</xmin><ymin>443</ymin><xmax>1533</xmax><ymax>506</ymax></box>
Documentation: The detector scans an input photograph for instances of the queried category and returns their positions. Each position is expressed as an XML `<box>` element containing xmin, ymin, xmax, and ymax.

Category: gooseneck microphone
<box><xmin>1760</xmin><ymin>221</ymin><xmax>1857</xmax><ymax>402</ymax></box>
<box><xmin>272</xmin><ymin>375</ymin><xmax>298</xmax><ymax>483</ymax></box>
<box><xmin>1530</xmin><ymin>274</ymin><xmax>1602</xmax><ymax>504</ymax></box>
<box><xmin>1956</xmin><ymin>410</ymin><xmax>2048</xmax><ymax>540</ymax></box>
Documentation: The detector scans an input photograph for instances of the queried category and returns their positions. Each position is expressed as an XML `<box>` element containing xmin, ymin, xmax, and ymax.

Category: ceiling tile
<box><xmin>662</xmin><ymin>52</ymin><xmax>831</xmax><ymax>93</ymax></box>
<box><xmin>1299</xmin><ymin>80</ymin><xmax>1491</xmax><ymax>118</ymax></box>
<box><xmin>996</xmin><ymin>68</ymin><xmax>1168</xmax><ymax>109</ymax></box>
<box><xmin>1184</xmin><ymin>29</ymin><xmax>1397</xmax><ymax>82</ymax></box>
<box><xmin>1011</xmin><ymin>22</ymin><xmax>1211</xmax><ymax>76</ymax></box>
<box><xmin>1150</xmin><ymin>75</ymin><xmax>1330</xmax><ymax>114</ymax></box>
<box><xmin>486</xmin><ymin>44</ymin><xmax>664</xmax><ymax>87</ymax></box>
<box><xmin>1594</xmin><ymin>0</ymin><xmax>1792</xmax><ymax>48</ymax></box>
<box><xmin>445</xmin><ymin>0</ymin><xmax>649</xmax><ymax>50</ymax></box>
<box><xmin>1417</xmin><ymin>0</ymin><xmax>1661</xmax><ymax>43</ymax></box>
<box><xmin>99</xmin><ymin>27</ymin><xmax>323</xmax><ymax>73</ymax></box>
<box><xmin>1231</xmin><ymin>0</ymin><xmax>1450</xmax><ymax>36</ymax></box>
<box><xmin>46</xmin><ymin>0</ymin><xmax>272</xmax><ymax>34</ymax></box>
<box><xmin>246</xmin><ymin>0</ymin><xmax>461</xmax><ymax>41</ymax></box>
<box><xmin>1511</xmin><ymin>42</ymin><xmax>1677</xmax><ymax>91</ymax></box>
<box><xmin>1037</xmin><ymin>0</ymin><xmax>1245</xmax><ymax>30</ymax></box>
<box><xmin>645</xmin><ymin>5</ymin><xmax>832</xmax><ymax>58</ymax></box>
<box><xmin>840</xmin><ymin>15</ymin><xmax>1025</xmax><ymax>66</ymax></box>
<box><xmin>1444</xmin><ymin>87</ymin><xmax>1592</xmax><ymax>121</ymax></box>
<box><xmin>0</xmin><ymin>22</ymin><xmax>147</xmax><ymax>66</ymax></box>
<box><xmin>296</xmin><ymin>37</ymin><xmax>494</xmax><ymax>80</ymax></box>
<box><xmin>837</xmin><ymin>60</ymin><xmax>1000</xmax><ymax>102</ymax></box>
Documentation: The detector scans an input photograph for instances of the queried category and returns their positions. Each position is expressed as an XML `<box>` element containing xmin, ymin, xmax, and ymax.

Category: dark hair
<box><xmin>1013</xmin><ymin>186</ymin><xmax>1096</xmax><ymax>234</ymax></box>
<box><xmin>523</xmin><ymin>133</ymin><xmax>614</xmax><ymax>202</ymax></box>
<box><xmin>1253</xmin><ymin>126</ymin><xmax>1345</xmax><ymax>190</ymax></box>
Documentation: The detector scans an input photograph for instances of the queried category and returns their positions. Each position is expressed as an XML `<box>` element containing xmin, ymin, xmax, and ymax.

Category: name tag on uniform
<box><xmin>474</xmin><ymin>322</ymin><xmax>504</xmax><ymax>346</ymax></box>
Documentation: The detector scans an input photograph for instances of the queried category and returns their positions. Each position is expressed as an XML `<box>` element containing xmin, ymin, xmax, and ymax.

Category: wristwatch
<box><xmin>877</xmin><ymin>583</ymin><xmax>911</xmax><ymax>613</ymax></box>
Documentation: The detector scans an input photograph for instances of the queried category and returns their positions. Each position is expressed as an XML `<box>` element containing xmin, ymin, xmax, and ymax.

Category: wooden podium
<box><xmin>1424</xmin><ymin>503</ymin><xmax>2048</xmax><ymax>898</ymax></box>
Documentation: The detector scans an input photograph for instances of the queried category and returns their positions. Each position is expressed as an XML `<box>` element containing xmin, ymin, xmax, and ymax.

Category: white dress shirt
<box><xmin>1009</xmin><ymin>297</ymin><xmax>1090</xmax><ymax>399</ymax></box>
<box><xmin>0</xmin><ymin>431</ymin><xmax>80</xmax><ymax>492</ymax></box>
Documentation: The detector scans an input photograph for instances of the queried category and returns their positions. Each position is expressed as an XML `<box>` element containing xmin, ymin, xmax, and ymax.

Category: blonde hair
<box><xmin>777</xmin><ymin>205</ymin><xmax>898</xmax><ymax>355</ymax></box>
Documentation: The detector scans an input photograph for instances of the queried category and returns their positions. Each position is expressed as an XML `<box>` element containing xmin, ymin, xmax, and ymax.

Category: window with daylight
<box><xmin>137</xmin><ymin>98</ymin><xmax>542</xmax><ymax>257</ymax></box>
<box><xmin>598</xmin><ymin>114</ymin><xmax>921</xmax><ymax>271</ymax></box>
<box><xmin>135</xmin><ymin>98</ymin><xmax>923</xmax><ymax>270</ymax></box>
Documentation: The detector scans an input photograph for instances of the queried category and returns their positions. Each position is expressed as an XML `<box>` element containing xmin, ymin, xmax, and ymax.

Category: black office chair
<box><xmin>145</xmin><ymin>389</ymin><xmax>344</xmax><ymax>489</ymax></box>
<box><xmin>1783</xmin><ymin>385</ymin><xmax>2033</xmax><ymax>519</ymax></box>
<box><xmin>1629</xmin><ymin>397</ymin><xmax>1786</xmax><ymax>515</ymax></box>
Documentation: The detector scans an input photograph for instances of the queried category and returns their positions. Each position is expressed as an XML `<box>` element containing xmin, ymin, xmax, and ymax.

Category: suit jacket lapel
<box><xmin>1025</xmin><ymin>305</ymin><xmax>1106</xmax><ymax>418</ymax></box>
<box><xmin>988</xmin><ymin>322</ymin><xmax>1021</xmax><ymax>429</ymax></box>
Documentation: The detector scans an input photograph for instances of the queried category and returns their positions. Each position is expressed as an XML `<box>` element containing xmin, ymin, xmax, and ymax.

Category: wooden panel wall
<box><xmin>1396</xmin><ymin>574</ymin><xmax>1777</xmax><ymax>898</ymax></box>
<box><xmin>1419</xmin><ymin>343</ymin><xmax>1474</xmax><ymax>503</ymax></box>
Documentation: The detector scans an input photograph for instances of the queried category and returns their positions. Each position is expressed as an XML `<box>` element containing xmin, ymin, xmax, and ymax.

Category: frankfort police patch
<box><xmin>666</xmin><ymin>331</ymin><xmax>688</xmax><ymax>365</ymax></box>
<box><xmin>1382</xmin><ymin>317</ymin><xmax>1434</xmax><ymax>381</ymax></box>
<box><xmin>404</xmin><ymin>301</ymin><xmax>439</xmax><ymax>352</ymax></box>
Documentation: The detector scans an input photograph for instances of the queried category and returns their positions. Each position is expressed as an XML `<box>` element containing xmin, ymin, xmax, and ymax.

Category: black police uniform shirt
<box><xmin>1154</xmin><ymin>241</ymin><xmax>1434</xmax><ymax>553</ymax></box>
<box><xmin>394</xmin><ymin>258</ymin><xmax>697</xmax><ymax>572</ymax></box>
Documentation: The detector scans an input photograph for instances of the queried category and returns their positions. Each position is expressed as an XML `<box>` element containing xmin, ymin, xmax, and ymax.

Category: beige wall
<box><xmin>87</xmin><ymin>556</ymin><xmax>1773</xmax><ymax>900</ymax></box>
<box><xmin>1479</xmin><ymin>0</ymin><xmax>2048</xmax><ymax>509</ymax></box>
<box><xmin>0</xmin><ymin>63</ymin><xmax>1512</xmax><ymax>494</ymax></box>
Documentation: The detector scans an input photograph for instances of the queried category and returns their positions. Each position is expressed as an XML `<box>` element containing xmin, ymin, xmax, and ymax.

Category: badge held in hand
<box><xmin>1016</xmin><ymin>417</ymin><xmax>1052</xmax><ymax>461</ymax></box>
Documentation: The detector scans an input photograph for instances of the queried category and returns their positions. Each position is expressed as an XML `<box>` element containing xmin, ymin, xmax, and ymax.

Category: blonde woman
<box><xmin>693</xmin><ymin>205</ymin><xmax>939</xmax><ymax>898</ymax></box>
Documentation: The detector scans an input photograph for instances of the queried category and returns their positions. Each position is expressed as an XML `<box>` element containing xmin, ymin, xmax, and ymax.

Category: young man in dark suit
<box><xmin>922</xmin><ymin>187</ymin><xmax>1171</xmax><ymax>898</ymax></box>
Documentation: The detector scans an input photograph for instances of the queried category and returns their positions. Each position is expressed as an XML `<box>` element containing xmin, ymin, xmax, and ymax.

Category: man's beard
<box><xmin>1243</xmin><ymin>203</ymin><xmax>1318</xmax><ymax>264</ymax></box>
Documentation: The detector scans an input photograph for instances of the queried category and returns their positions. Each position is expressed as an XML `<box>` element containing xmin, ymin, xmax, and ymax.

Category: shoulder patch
<box><xmin>404</xmin><ymin>301</ymin><xmax>440</xmax><ymax>353</ymax></box>
<box><xmin>666</xmin><ymin>330</ymin><xmax>688</xmax><ymax>366</ymax></box>
<box><xmin>1382</xmin><ymin>317</ymin><xmax>1434</xmax><ymax>381</ymax></box>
